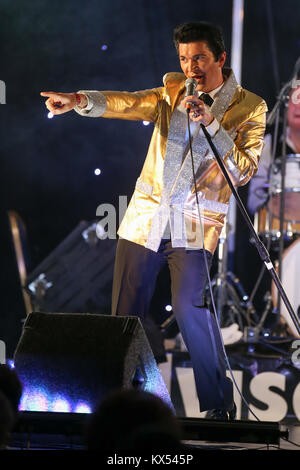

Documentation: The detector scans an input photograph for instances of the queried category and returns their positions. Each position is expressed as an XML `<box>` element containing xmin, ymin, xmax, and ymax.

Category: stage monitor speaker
<box><xmin>14</xmin><ymin>312</ymin><xmax>173</xmax><ymax>413</ymax></box>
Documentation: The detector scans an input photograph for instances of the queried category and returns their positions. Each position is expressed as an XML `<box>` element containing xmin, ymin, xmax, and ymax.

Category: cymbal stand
<box><xmin>215</xmin><ymin>221</ymin><xmax>229</xmax><ymax>324</ymax></box>
<box><xmin>275</xmin><ymin>100</ymin><xmax>288</xmax><ymax>319</ymax></box>
<box><xmin>267</xmin><ymin>78</ymin><xmax>291</xmax><ymax>322</ymax></box>
<box><xmin>246</xmin><ymin>104</ymin><xmax>281</xmax><ymax>330</ymax></box>
<box><xmin>209</xmin><ymin>218</ymin><xmax>256</xmax><ymax>329</ymax></box>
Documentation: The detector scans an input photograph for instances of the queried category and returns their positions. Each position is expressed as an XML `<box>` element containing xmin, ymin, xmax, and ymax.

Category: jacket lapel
<box><xmin>169</xmin><ymin>68</ymin><xmax>238</xmax><ymax>204</ymax></box>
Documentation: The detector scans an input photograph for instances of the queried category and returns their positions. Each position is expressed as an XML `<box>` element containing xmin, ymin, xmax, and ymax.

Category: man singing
<box><xmin>41</xmin><ymin>21</ymin><xmax>267</xmax><ymax>419</ymax></box>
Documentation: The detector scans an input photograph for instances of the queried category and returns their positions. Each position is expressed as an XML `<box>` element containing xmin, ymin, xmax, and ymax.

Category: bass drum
<box><xmin>271</xmin><ymin>238</ymin><xmax>300</xmax><ymax>337</ymax></box>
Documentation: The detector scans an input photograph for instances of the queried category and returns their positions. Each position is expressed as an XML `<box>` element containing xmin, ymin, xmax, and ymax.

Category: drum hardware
<box><xmin>255</xmin><ymin>291</ymin><xmax>273</xmax><ymax>332</ymax></box>
<box><xmin>208</xmin><ymin>218</ymin><xmax>257</xmax><ymax>331</ymax></box>
<box><xmin>243</xmin><ymin>326</ymin><xmax>260</xmax><ymax>353</ymax></box>
<box><xmin>271</xmin><ymin>238</ymin><xmax>300</xmax><ymax>337</ymax></box>
<box><xmin>266</xmin><ymin>74</ymin><xmax>294</xmax><ymax>323</ymax></box>
<box><xmin>268</xmin><ymin>154</ymin><xmax>300</xmax><ymax>222</ymax></box>
<box><xmin>247</xmin><ymin>214</ymin><xmax>276</xmax><ymax>334</ymax></box>
<box><xmin>245</xmin><ymin>64</ymin><xmax>300</xmax><ymax>337</ymax></box>
<box><xmin>206</xmin><ymin>272</ymin><xmax>253</xmax><ymax>330</ymax></box>
<box><xmin>274</xmin><ymin>91</ymin><xmax>289</xmax><ymax>321</ymax></box>
<box><xmin>250</xmin><ymin>205</ymin><xmax>300</xmax><ymax>337</ymax></box>
<box><xmin>200</xmin><ymin>122</ymin><xmax>300</xmax><ymax>337</ymax></box>
<box><xmin>253</xmin><ymin>206</ymin><xmax>300</xmax><ymax>245</ymax></box>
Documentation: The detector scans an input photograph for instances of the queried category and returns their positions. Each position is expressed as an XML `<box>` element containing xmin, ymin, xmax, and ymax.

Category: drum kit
<box><xmin>254</xmin><ymin>153</ymin><xmax>300</xmax><ymax>337</ymax></box>
<box><xmin>178</xmin><ymin>68</ymin><xmax>300</xmax><ymax>343</ymax></box>
<box><xmin>208</xmin><ymin>152</ymin><xmax>300</xmax><ymax>342</ymax></box>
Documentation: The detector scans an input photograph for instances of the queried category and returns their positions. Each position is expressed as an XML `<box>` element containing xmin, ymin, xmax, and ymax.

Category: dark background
<box><xmin>1</xmin><ymin>0</ymin><xmax>300</xmax><ymax>357</ymax></box>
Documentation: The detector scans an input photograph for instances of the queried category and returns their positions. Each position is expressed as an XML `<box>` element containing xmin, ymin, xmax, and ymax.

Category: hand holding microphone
<box><xmin>182</xmin><ymin>78</ymin><xmax>214</xmax><ymax>126</ymax></box>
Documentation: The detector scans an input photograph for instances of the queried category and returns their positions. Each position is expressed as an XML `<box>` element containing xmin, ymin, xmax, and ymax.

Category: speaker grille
<box><xmin>14</xmin><ymin>312</ymin><xmax>173</xmax><ymax>413</ymax></box>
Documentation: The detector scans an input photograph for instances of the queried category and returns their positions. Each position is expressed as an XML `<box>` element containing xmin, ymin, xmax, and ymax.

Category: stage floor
<box><xmin>183</xmin><ymin>423</ymin><xmax>300</xmax><ymax>450</ymax></box>
<box><xmin>8</xmin><ymin>410</ymin><xmax>300</xmax><ymax>452</ymax></box>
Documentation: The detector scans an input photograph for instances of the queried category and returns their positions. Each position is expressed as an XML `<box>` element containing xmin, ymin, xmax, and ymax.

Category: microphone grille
<box><xmin>185</xmin><ymin>78</ymin><xmax>198</xmax><ymax>86</ymax></box>
<box><xmin>184</xmin><ymin>78</ymin><xmax>198</xmax><ymax>97</ymax></box>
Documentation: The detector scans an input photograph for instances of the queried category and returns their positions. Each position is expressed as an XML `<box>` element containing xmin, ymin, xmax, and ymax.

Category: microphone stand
<box><xmin>266</xmin><ymin>80</ymin><xmax>292</xmax><ymax>127</ymax></box>
<box><xmin>199</xmin><ymin>122</ymin><xmax>300</xmax><ymax>336</ymax></box>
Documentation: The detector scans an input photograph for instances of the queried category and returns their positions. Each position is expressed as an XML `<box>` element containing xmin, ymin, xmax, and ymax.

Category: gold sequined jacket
<box><xmin>75</xmin><ymin>68</ymin><xmax>267</xmax><ymax>253</ymax></box>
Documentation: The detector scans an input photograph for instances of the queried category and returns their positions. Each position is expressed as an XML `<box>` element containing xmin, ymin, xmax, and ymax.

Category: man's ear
<box><xmin>218</xmin><ymin>51</ymin><xmax>226</xmax><ymax>68</ymax></box>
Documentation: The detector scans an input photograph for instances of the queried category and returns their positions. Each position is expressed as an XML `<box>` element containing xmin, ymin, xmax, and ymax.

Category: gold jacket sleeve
<box><xmin>101</xmin><ymin>88</ymin><xmax>164</xmax><ymax>122</ymax></box>
<box><xmin>75</xmin><ymin>87</ymin><xmax>165</xmax><ymax>122</ymax></box>
<box><xmin>214</xmin><ymin>93</ymin><xmax>268</xmax><ymax>187</ymax></box>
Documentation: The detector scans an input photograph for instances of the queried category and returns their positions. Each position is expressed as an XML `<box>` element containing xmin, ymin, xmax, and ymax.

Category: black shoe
<box><xmin>206</xmin><ymin>402</ymin><xmax>237</xmax><ymax>421</ymax></box>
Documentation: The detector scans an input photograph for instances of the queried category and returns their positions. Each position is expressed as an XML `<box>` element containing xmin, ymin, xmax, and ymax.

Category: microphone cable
<box><xmin>185</xmin><ymin>108</ymin><xmax>260</xmax><ymax>422</ymax></box>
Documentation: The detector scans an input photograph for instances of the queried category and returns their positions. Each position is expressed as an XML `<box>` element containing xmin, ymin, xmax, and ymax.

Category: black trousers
<box><xmin>111</xmin><ymin>237</ymin><xmax>233</xmax><ymax>412</ymax></box>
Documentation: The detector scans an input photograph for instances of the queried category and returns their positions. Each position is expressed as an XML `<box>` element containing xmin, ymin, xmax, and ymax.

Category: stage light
<box><xmin>18</xmin><ymin>386</ymin><xmax>93</xmax><ymax>414</ymax></box>
<box><xmin>74</xmin><ymin>402</ymin><xmax>92</xmax><ymax>414</ymax></box>
<box><xmin>101</xmin><ymin>44</ymin><xmax>108</xmax><ymax>51</ymax></box>
<box><xmin>52</xmin><ymin>396</ymin><xmax>72</xmax><ymax>413</ymax></box>
<box><xmin>94</xmin><ymin>168</ymin><xmax>101</xmax><ymax>176</ymax></box>
<box><xmin>143</xmin><ymin>121</ymin><xmax>150</xmax><ymax>126</ymax></box>
<box><xmin>165</xmin><ymin>305</ymin><xmax>172</xmax><ymax>312</ymax></box>
<box><xmin>6</xmin><ymin>359</ymin><xmax>15</xmax><ymax>369</ymax></box>
<box><xmin>19</xmin><ymin>387</ymin><xmax>49</xmax><ymax>412</ymax></box>
<box><xmin>48</xmin><ymin>112</ymin><xmax>54</xmax><ymax>119</ymax></box>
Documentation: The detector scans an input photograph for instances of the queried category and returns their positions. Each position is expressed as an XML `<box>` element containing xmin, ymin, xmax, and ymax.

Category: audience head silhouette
<box><xmin>86</xmin><ymin>388</ymin><xmax>182</xmax><ymax>451</ymax></box>
<box><xmin>0</xmin><ymin>364</ymin><xmax>23</xmax><ymax>449</ymax></box>
<box><xmin>0</xmin><ymin>364</ymin><xmax>23</xmax><ymax>414</ymax></box>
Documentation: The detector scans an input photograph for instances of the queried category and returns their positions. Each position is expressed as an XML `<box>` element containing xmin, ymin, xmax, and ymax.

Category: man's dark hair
<box><xmin>173</xmin><ymin>21</ymin><xmax>225</xmax><ymax>61</ymax></box>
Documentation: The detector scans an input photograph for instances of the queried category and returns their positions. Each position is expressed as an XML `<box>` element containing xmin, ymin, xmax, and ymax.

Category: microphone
<box><xmin>185</xmin><ymin>78</ymin><xmax>198</xmax><ymax>111</ymax></box>
<box><xmin>185</xmin><ymin>78</ymin><xmax>198</xmax><ymax>97</ymax></box>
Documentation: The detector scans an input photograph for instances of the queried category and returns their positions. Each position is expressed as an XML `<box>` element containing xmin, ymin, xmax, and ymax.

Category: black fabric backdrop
<box><xmin>1</xmin><ymin>0</ymin><xmax>300</xmax><ymax>356</ymax></box>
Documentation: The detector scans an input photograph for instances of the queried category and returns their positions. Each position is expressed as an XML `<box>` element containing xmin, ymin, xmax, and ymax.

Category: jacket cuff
<box><xmin>74</xmin><ymin>91</ymin><xmax>107</xmax><ymax>117</ymax></box>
